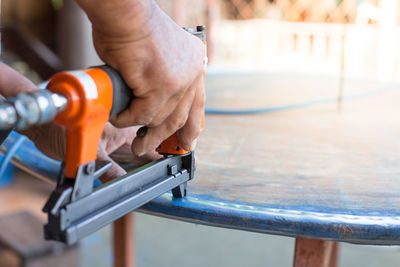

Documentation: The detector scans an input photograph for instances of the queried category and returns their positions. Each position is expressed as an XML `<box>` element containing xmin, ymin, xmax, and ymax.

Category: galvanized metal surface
<box><xmin>3</xmin><ymin>74</ymin><xmax>400</xmax><ymax>244</ymax></box>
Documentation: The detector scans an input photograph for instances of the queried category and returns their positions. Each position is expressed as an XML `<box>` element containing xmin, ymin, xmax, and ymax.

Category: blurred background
<box><xmin>1</xmin><ymin>0</ymin><xmax>400</xmax><ymax>266</ymax></box>
<box><xmin>3</xmin><ymin>0</ymin><xmax>400</xmax><ymax>80</ymax></box>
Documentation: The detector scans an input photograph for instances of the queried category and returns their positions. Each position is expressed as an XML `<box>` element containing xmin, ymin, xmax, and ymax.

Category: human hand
<box><xmin>0</xmin><ymin>63</ymin><xmax>160</xmax><ymax>182</ymax></box>
<box><xmin>21</xmin><ymin>123</ymin><xmax>161</xmax><ymax>182</ymax></box>
<box><xmin>0</xmin><ymin>62</ymin><xmax>37</xmax><ymax>96</ymax></box>
<box><xmin>76</xmin><ymin>0</ymin><xmax>206</xmax><ymax>156</ymax></box>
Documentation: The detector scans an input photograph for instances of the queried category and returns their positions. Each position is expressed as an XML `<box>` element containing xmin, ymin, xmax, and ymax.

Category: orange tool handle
<box><xmin>46</xmin><ymin>68</ymin><xmax>113</xmax><ymax>178</ymax></box>
<box><xmin>46</xmin><ymin>65</ymin><xmax>134</xmax><ymax>178</ymax></box>
<box><xmin>46</xmin><ymin>65</ymin><xmax>203</xmax><ymax>177</ymax></box>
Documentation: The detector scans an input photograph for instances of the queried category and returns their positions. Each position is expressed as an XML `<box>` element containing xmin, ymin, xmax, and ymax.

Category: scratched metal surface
<box><xmin>3</xmin><ymin>73</ymin><xmax>400</xmax><ymax>244</ymax></box>
<box><xmin>140</xmin><ymin>73</ymin><xmax>400</xmax><ymax>245</ymax></box>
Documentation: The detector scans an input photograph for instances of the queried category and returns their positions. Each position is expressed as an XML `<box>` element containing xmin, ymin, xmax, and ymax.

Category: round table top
<box><xmin>140</xmin><ymin>73</ymin><xmax>400</xmax><ymax>245</ymax></box>
<box><xmin>3</xmin><ymin>73</ymin><xmax>400</xmax><ymax>245</ymax></box>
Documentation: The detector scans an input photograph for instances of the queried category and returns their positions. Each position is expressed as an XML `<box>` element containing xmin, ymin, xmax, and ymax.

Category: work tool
<box><xmin>0</xmin><ymin>26</ymin><xmax>206</xmax><ymax>244</ymax></box>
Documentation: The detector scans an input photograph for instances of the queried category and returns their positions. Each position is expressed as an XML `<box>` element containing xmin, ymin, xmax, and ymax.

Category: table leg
<box><xmin>113</xmin><ymin>213</ymin><xmax>135</xmax><ymax>267</ymax></box>
<box><xmin>293</xmin><ymin>238</ymin><xmax>339</xmax><ymax>267</ymax></box>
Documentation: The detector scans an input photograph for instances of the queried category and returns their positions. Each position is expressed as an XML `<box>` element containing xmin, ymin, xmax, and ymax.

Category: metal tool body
<box><xmin>0</xmin><ymin>90</ymin><xmax>67</xmax><ymax>130</ymax></box>
<box><xmin>44</xmin><ymin>153</ymin><xmax>194</xmax><ymax>244</ymax></box>
<box><xmin>0</xmin><ymin>26</ymin><xmax>206</xmax><ymax>244</ymax></box>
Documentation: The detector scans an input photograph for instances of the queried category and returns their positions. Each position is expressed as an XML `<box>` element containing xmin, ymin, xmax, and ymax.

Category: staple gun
<box><xmin>0</xmin><ymin>26</ymin><xmax>206</xmax><ymax>245</ymax></box>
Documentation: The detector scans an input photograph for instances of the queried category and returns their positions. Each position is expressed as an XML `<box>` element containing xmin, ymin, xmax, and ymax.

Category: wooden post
<box><xmin>377</xmin><ymin>0</ymin><xmax>398</xmax><ymax>80</ymax></box>
<box><xmin>58</xmin><ymin>0</ymin><xmax>102</xmax><ymax>69</ymax></box>
<box><xmin>252</xmin><ymin>0</ymin><xmax>265</xmax><ymax>18</ymax></box>
<box><xmin>172</xmin><ymin>0</ymin><xmax>184</xmax><ymax>25</ymax></box>
<box><xmin>113</xmin><ymin>213</ymin><xmax>134</xmax><ymax>267</ymax></box>
<box><xmin>206</xmin><ymin>0</ymin><xmax>219</xmax><ymax>63</ymax></box>
<box><xmin>293</xmin><ymin>238</ymin><xmax>339</xmax><ymax>267</ymax></box>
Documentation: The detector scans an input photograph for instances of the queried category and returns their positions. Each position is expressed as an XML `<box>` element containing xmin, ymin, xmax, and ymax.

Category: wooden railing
<box><xmin>221</xmin><ymin>0</ymin><xmax>358</xmax><ymax>23</ymax></box>
<box><xmin>211</xmin><ymin>20</ymin><xmax>400</xmax><ymax>81</ymax></box>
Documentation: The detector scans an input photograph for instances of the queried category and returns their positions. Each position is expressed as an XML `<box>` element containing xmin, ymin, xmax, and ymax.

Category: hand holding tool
<box><xmin>0</xmin><ymin>26</ymin><xmax>206</xmax><ymax>244</ymax></box>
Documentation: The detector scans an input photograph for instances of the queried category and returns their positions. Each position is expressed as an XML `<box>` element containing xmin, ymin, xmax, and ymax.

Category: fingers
<box><xmin>146</xmin><ymin>89</ymin><xmax>186</xmax><ymax>127</ymax></box>
<box><xmin>100</xmin><ymin>123</ymin><xmax>139</xmax><ymax>153</ymax></box>
<box><xmin>110</xmin><ymin>92</ymin><xmax>166</xmax><ymax>127</ymax></box>
<box><xmin>131</xmin><ymin>83</ymin><xmax>197</xmax><ymax>156</ymax></box>
<box><xmin>97</xmin><ymin>126</ymin><xmax>127</xmax><ymax>183</ymax></box>
<box><xmin>0</xmin><ymin>63</ymin><xmax>37</xmax><ymax>97</ymax></box>
<box><xmin>110</xmin><ymin>87</ymin><xmax>185</xmax><ymax>128</ymax></box>
<box><xmin>97</xmin><ymin>123</ymin><xmax>162</xmax><ymax>182</ymax></box>
<box><xmin>89</xmin><ymin>15</ymin><xmax>206</xmax><ymax>156</ymax></box>
<box><xmin>110</xmin><ymin>147</ymin><xmax>161</xmax><ymax>165</ymax></box>
<box><xmin>106</xmin><ymin>27</ymin><xmax>205</xmax><ymax>130</ymax></box>
<box><xmin>178</xmin><ymin>74</ymin><xmax>205</xmax><ymax>151</ymax></box>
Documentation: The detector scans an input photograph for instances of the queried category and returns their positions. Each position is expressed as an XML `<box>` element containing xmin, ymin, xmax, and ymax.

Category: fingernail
<box><xmin>136</xmin><ymin>126</ymin><xmax>148</xmax><ymax>138</ymax></box>
<box><xmin>132</xmin><ymin>143</ymin><xmax>147</xmax><ymax>157</ymax></box>
<box><xmin>137</xmin><ymin>150</ymin><xmax>146</xmax><ymax>157</ymax></box>
<box><xmin>132</xmin><ymin>144</ymin><xmax>146</xmax><ymax>157</ymax></box>
<box><xmin>132</xmin><ymin>148</ymin><xmax>146</xmax><ymax>157</ymax></box>
<box><xmin>190</xmin><ymin>138</ymin><xmax>198</xmax><ymax>151</ymax></box>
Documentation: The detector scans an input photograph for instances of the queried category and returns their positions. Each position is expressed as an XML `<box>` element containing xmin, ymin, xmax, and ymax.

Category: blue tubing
<box><xmin>0</xmin><ymin>134</ymin><xmax>26</xmax><ymax>179</ymax></box>
<box><xmin>1</xmin><ymin>131</ymin><xmax>61</xmax><ymax>181</ymax></box>
<box><xmin>1</xmin><ymin>132</ymin><xmax>104</xmax><ymax>186</ymax></box>
<box><xmin>205</xmin><ymin>86</ymin><xmax>398</xmax><ymax>115</ymax></box>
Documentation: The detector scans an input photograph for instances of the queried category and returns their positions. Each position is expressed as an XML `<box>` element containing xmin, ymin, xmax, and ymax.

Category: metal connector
<box><xmin>0</xmin><ymin>90</ymin><xmax>67</xmax><ymax>130</ymax></box>
<box><xmin>183</xmin><ymin>25</ymin><xmax>206</xmax><ymax>41</ymax></box>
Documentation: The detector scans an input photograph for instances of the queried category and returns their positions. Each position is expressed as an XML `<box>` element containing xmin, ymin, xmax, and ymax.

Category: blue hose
<box><xmin>1</xmin><ymin>132</ymin><xmax>103</xmax><ymax>186</ymax></box>
<box><xmin>0</xmin><ymin>134</ymin><xmax>26</xmax><ymax>178</ymax></box>
<box><xmin>205</xmin><ymin>86</ymin><xmax>398</xmax><ymax>115</ymax></box>
<box><xmin>1</xmin><ymin>131</ymin><xmax>61</xmax><ymax>180</ymax></box>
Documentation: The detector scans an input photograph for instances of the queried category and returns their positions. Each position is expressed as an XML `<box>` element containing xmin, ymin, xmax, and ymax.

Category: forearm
<box><xmin>74</xmin><ymin>0</ymin><xmax>159</xmax><ymax>37</ymax></box>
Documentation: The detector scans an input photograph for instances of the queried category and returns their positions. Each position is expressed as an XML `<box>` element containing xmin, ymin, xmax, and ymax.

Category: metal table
<box><xmin>3</xmin><ymin>73</ymin><xmax>400</xmax><ymax>266</ymax></box>
<box><xmin>141</xmin><ymin>73</ymin><xmax>400</xmax><ymax>266</ymax></box>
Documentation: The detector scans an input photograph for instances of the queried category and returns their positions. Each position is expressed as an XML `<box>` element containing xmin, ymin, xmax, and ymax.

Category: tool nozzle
<box><xmin>0</xmin><ymin>90</ymin><xmax>68</xmax><ymax>130</ymax></box>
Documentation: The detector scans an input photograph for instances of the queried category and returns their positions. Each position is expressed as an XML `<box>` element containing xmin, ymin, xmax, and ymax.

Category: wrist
<box><xmin>75</xmin><ymin>0</ymin><xmax>159</xmax><ymax>37</ymax></box>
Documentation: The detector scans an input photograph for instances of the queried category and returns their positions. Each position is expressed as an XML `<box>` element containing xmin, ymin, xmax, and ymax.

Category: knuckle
<box><xmin>134</xmin><ymin>107</ymin><xmax>156</xmax><ymax>126</ymax></box>
<box><xmin>173</xmin><ymin>119</ymin><xmax>185</xmax><ymax>131</ymax></box>
<box><xmin>148</xmin><ymin>117</ymin><xmax>163</xmax><ymax>127</ymax></box>
<box><xmin>132</xmin><ymin>85</ymin><xmax>149</xmax><ymax>97</ymax></box>
<box><xmin>198</xmin><ymin>92</ymin><xmax>206</xmax><ymax>108</ymax></box>
<box><xmin>192</xmin><ymin>124</ymin><xmax>202</xmax><ymax>138</ymax></box>
<box><xmin>110</xmin><ymin>118</ymin><xmax>125</xmax><ymax>128</ymax></box>
<box><xmin>147</xmin><ymin>121</ymin><xmax>157</xmax><ymax>128</ymax></box>
<box><xmin>163</xmin><ymin>74</ymin><xmax>186</xmax><ymax>95</ymax></box>
<box><xmin>176</xmin><ymin>119</ymin><xmax>186</xmax><ymax>129</ymax></box>
<box><xmin>167</xmin><ymin>116</ymin><xmax>186</xmax><ymax>133</ymax></box>
<box><xmin>176</xmin><ymin>113</ymin><xmax>189</xmax><ymax>129</ymax></box>
<box><xmin>186</xmin><ymin>120</ymin><xmax>201</xmax><ymax>139</ymax></box>
<box><xmin>136</xmin><ymin>115</ymin><xmax>153</xmax><ymax>126</ymax></box>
